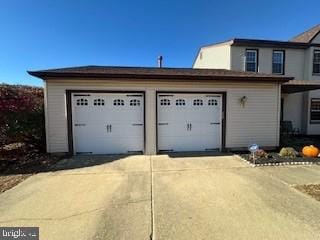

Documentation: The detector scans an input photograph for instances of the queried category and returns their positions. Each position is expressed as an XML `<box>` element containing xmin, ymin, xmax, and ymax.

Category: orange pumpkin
<box><xmin>302</xmin><ymin>145</ymin><xmax>319</xmax><ymax>157</ymax></box>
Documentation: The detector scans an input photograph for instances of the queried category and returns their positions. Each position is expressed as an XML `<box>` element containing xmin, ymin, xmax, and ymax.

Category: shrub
<box><xmin>0</xmin><ymin>84</ymin><xmax>45</xmax><ymax>151</ymax></box>
<box><xmin>279</xmin><ymin>147</ymin><xmax>297</xmax><ymax>158</ymax></box>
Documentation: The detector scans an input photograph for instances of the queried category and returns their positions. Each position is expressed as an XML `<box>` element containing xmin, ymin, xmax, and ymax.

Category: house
<box><xmin>193</xmin><ymin>24</ymin><xmax>320</xmax><ymax>135</ymax></box>
<box><xmin>28</xmin><ymin>67</ymin><xmax>291</xmax><ymax>155</ymax></box>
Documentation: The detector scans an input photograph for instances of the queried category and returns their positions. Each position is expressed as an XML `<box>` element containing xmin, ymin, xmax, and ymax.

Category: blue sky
<box><xmin>0</xmin><ymin>0</ymin><xmax>319</xmax><ymax>86</ymax></box>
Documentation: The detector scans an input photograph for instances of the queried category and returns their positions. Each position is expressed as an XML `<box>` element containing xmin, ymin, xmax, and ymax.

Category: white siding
<box><xmin>45</xmin><ymin>79</ymin><xmax>281</xmax><ymax>154</ymax></box>
<box><xmin>193</xmin><ymin>44</ymin><xmax>231</xmax><ymax>69</ymax></box>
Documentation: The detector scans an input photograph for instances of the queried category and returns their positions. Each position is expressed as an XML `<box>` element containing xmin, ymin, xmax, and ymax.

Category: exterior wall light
<box><xmin>240</xmin><ymin>96</ymin><xmax>247</xmax><ymax>107</ymax></box>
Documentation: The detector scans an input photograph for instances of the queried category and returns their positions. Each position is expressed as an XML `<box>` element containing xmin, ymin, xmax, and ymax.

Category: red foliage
<box><xmin>0</xmin><ymin>84</ymin><xmax>45</xmax><ymax>148</ymax></box>
<box><xmin>0</xmin><ymin>85</ymin><xmax>43</xmax><ymax>113</ymax></box>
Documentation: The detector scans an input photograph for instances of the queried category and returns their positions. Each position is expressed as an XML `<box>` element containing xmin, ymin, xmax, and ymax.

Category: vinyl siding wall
<box><xmin>231</xmin><ymin>46</ymin><xmax>306</xmax><ymax>79</ymax></box>
<box><xmin>45</xmin><ymin>79</ymin><xmax>281</xmax><ymax>154</ymax></box>
<box><xmin>193</xmin><ymin>43</ymin><xmax>320</xmax><ymax>136</ymax></box>
<box><xmin>231</xmin><ymin>45</ymin><xmax>320</xmax><ymax>134</ymax></box>
<box><xmin>193</xmin><ymin>45</ymin><xmax>231</xmax><ymax>69</ymax></box>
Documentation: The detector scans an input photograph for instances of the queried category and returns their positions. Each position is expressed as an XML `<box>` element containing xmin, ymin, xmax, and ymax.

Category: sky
<box><xmin>0</xmin><ymin>0</ymin><xmax>319</xmax><ymax>87</ymax></box>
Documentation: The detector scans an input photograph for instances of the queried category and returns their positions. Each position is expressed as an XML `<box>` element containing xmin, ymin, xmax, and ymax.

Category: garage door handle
<box><xmin>210</xmin><ymin>122</ymin><xmax>220</xmax><ymax>125</ymax></box>
<box><xmin>132</xmin><ymin>123</ymin><xmax>143</xmax><ymax>126</ymax></box>
<box><xmin>158</xmin><ymin>123</ymin><xmax>168</xmax><ymax>125</ymax></box>
<box><xmin>106</xmin><ymin>124</ymin><xmax>112</xmax><ymax>132</ymax></box>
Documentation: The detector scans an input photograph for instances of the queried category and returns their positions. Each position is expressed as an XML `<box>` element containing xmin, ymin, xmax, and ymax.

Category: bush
<box><xmin>0</xmin><ymin>84</ymin><xmax>45</xmax><ymax>152</ymax></box>
<box><xmin>279</xmin><ymin>147</ymin><xmax>297</xmax><ymax>158</ymax></box>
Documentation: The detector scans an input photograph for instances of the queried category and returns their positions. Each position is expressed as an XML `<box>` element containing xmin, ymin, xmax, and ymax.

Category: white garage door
<box><xmin>72</xmin><ymin>92</ymin><xmax>144</xmax><ymax>154</ymax></box>
<box><xmin>157</xmin><ymin>93</ymin><xmax>222</xmax><ymax>152</ymax></box>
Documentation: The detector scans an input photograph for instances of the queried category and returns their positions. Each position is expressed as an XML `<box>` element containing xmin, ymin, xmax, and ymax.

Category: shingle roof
<box><xmin>28</xmin><ymin>66</ymin><xmax>292</xmax><ymax>82</ymax></box>
<box><xmin>201</xmin><ymin>38</ymin><xmax>319</xmax><ymax>50</ymax></box>
<box><xmin>290</xmin><ymin>24</ymin><xmax>320</xmax><ymax>43</ymax></box>
<box><xmin>198</xmin><ymin>24</ymin><xmax>320</xmax><ymax>50</ymax></box>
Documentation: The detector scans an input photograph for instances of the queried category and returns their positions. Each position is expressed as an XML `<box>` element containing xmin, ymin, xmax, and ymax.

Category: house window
<box><xmin>245</xmin><ymin>49</ymin><xmax>258</xmax><ymax>72</ymax></box>
<box><xmin>313</xmin><ymin>50</ymin><xmax>320</xmax><ymax>75</ymax></box>
<box><xmin>208</xmin><ymin>99</ymin><xmax>218</xmax><ymax>106</ymax></box>
<box><xmin>76</xmin><ymin>98</ymin><xmax>88</xmax><ymax>106</ymax></box>
<box><xmin>130</xmin><ymin>99</ymin><xmax>140</xmax><ymax>106</ymax></box>
<box><xmin>93</xmin><ymin>98</ymin><xmax>105</xmax><ymax>106</ymax></box>
<box><xmin>193</xmin><ymin>99</ymin><xmax>203</xmax><ymax>106</ymax></box>
<box><xmin>176</xmin><ymin>99</ymin><xmax>186</xmax><ymax>106</ymax></box>
<box><xmin>160</xmin><ymin>99</ymin><xmax>170</xmax><ymax>106</ymax></box>
<box><xmin>272</xmin><ymin>50</ymin><xmax>285</xmax><ymax>74</ymax></box>
<box><xmin>310</xmin><ymin>98</ymin><xmax>320</xmax><ymax>123</ymax></box>
<box><xmin>113</xmin><ymin>99</ymin><xmax>124</xmax><ymax>106</ymax></box>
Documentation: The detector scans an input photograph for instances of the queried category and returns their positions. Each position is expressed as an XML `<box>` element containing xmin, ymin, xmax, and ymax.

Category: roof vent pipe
<box><xmin>158</xmin><ymin>56</ymin><xmax>163</xmax><ymax>68</ymax></box>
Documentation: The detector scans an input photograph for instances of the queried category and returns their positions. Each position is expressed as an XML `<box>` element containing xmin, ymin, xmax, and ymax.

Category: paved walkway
<box><xmin>0</xmin><ymin>154</ymin><xmax>320</xmax><ymax>239</ymax></box>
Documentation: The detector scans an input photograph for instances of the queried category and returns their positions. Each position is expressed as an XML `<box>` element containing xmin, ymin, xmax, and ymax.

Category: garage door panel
<box><xmin>75</xmin><ymin>137</ymin><xmax>143</xmax><ymax>154</ymax></box>
<box><xmin>158</xmin><ymin>136</ymin><xmax>193</xmax><ymax>152</ymax></box>
<box><xmin>159</xmin><ymin>136</ymin><xmax>214</xmax><ymax>152</ymax></box>
<box><xmin>108</xmin><ymin>123</ymin><xmax>144</xmax><ymax>137</ymax></box>
<box><xmin>73</xmin><ymin>125</ymin><xmax>109</xmax><ymax>138</ymax></box>
<box><xmin>108</xmin><ymin>110</ymin><xmax>143</xmax><ymax>122</ymax></box>
<box><xmin>74</xmin><ymin>124</ymin><xmax>144</xmax><ymax>138</ymax></box>
<box><xmin>191</xmin><ymin>123</ymin><xmax>220</xmax><ymax>135</ymax></box>
<box><xmin>157</xmin><ymin>93</ymin><xmax>222</xmax><ymax>152</ymax></box>
<box><xmin>158</xmin><ymin>122</ymin><xmax>189</xmax><ymax>137</ymax></box>
<box><xmin>72</xmin><ymin>92</ymin><xmax>144</xmax><ymax>155</ymax></box>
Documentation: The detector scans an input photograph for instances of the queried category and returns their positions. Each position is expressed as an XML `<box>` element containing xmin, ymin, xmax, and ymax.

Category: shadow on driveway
<box><xmin>1</xmin><ymin>154</ymin><xmax>137</xmax><ymax>176</ymax></box>
<box><xmin>2</xmin><ymin>151</ymin><xmax>236</xmax><ymax>176</ymax></box>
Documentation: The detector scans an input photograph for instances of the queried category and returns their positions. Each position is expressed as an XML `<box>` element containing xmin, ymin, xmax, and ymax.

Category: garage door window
<box><xmin>193</xmin><ymin>99</ymin><xmax>203</xmax><ymax>106</ymax></box>
<box><xmin>113</xmin><ymin>99</ymin><xmax>125</xmax><ymax>106</ymax></box>
<box><xmin>160</xmin><ymin>99</ymin><xmax>170</xmax><ymax>106</ymax></box>
<box><xmin>208</xmin><ymin>99</ymin><xmax>218</xmax><ymax>106</ymax></box>
<box><xmin>130</xmin><ymin>99</ymin><xmax>140</xmax><ymax>106</ymax></box>
<box><xmin>76</xmin><ymin>98</ymin><xmax>88</xmax><ymax>106</ymax></box>
<box><xmin>93</xmin><ymin>99</ymin><xmax>105</xmax><ymax>106</ymax></box>
<box><xmin>176</xmin><ymin>99</ymin><xmax>185</xmax><ymax>106</ymax></box>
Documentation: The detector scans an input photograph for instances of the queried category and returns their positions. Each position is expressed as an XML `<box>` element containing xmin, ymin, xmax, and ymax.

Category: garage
<box><xmin>29</xmin><ymin>66</ymin><xmax>290</xmax><ymax>155</ymax></box>
<box><xmin>157</xmin><ymin>93</ymin><xmax>223</xmax><ymax>152</ymax></box>
<box><xmin>71</xmin><ymin>92</ymin><xmax>144</xmax><ymax>154</ymax></box>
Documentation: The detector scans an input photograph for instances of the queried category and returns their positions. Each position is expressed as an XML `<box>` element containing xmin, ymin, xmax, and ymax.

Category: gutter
<box><xmin>27</xmin><ymin>71</ymin><xmax>292</xmax><ymax>83</ymax></box>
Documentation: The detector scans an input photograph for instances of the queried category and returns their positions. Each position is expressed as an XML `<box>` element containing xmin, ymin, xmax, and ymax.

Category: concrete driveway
<box><xmin>1</xmin><ymin>154</ymin><xmax>320</xmax><ymax>239</ymax></box>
